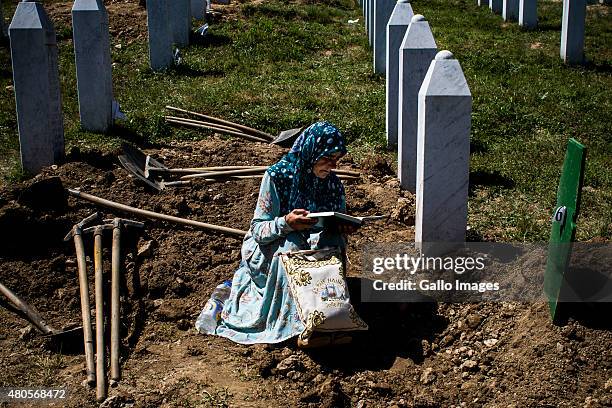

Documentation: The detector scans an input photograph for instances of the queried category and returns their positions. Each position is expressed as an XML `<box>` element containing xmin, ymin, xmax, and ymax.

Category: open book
<box><xmin>306</xmin><ymin>212</ymin><xmax>386</xmax><ymax>228</ymax></box>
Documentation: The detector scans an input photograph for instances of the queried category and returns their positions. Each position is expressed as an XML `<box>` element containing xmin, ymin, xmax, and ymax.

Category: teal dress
<box><xmin>215</xmin><ymin>172</ymin><xmax>346</xmax><ymax>344</ymax></box>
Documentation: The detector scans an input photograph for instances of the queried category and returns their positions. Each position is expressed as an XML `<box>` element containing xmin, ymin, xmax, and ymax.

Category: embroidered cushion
<box><xmin>280</xmin><ymin>248</ymin><xmax>368</xmax><ymax>344</ymax></box>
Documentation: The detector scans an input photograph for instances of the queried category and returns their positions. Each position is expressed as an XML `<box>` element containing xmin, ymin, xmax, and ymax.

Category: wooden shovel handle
<box><xmin>165</xmin><ymin>106</ymin><xmax>275</xmax><ymax>141</ymax></box>
<box><xmin>0</xmin><ymin>282</ymin><xmax>53</xmax><ymax>335</ymax></box>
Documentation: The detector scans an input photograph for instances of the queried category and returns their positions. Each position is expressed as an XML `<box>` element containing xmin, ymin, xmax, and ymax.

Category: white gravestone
<box><xmin>386</xmin><ymin>0</ymin><xmax>413</xmax><ymax>148</ymax></box>
<box><xmin>191</xmin><ymin>0</ymin><xmax>205</xmax><ymax>20</ymax></box>
<box><xmin>397</xmin><ymin>15</ymin><xmax>437</xmax><ymax>193</ymax></box>
<box><xmin>373</xmin><ymin>0</ymin><xmax>395</xmax><ymax>74</ymax></box>
<box><xmin>415</xmin><ymin>51</ymin><xmax>471</xmax><ymax>256</ymax></box>
<box><xmin>72</xmin><ymin>0</ymin><xmax>113</xmax><ymax>133</ymax></box>
<box><xmin>490</xmin><ymin>0</ymin><xmax>503</xmax><ymax>14</ymax></box>
<box><xmin>146</xmin><ymin>0</ymin><xmax>173</xmax><ymax>71</ymax></box>
<box><xmin>171</xmin><ymin>0</ymin><xmax>190</xmax><ymax>47</ymax></box>
<box><xmin>503</xmin><ymin>0</ymin><xmax>519</xmax><ymax>21</ymax></box>
<box><xmin>561</xmin><ymin>0</ymin><xmax>586</xmax><ymax>64</ymax></box>
<box><xmin>519</xmin><ymin>0</ymin><xmax>537</xmax><ymax>28</ymax></box>
<box><xmin>477</xmin><ymin>0</ymin><xmax>488</xmax><ymax>5</ymax></box>
<box><xmin>368</xmin><ymin>0</ymin><xmax>374</xmax><ymax>46</ymax></box>
<box><xmin>9</xmin><ymin>0</ymin><xmax>64</xmax><ymax>174</ymax></box>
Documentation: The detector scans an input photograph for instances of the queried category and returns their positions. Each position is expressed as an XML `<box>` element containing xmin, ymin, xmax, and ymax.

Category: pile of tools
<box><xmin>63</xmin><ymin>213</ymin><xmax>144</xmax><ymax>402</ymax></box>
<box><xmin>119</xmin><ymin>143</ymin><xmax>361</xmax><ymax>191</ymax></box>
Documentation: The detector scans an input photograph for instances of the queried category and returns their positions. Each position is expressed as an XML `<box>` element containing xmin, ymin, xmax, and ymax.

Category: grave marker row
<box><xmin>358</xmin><ymin>1</ymin><xmax>472</xmax><ymax>252</ymax></box>
<box><xmin>478</xmin><ymin>0</ymin><xmax>586</xmax><ymax>64</ymax></box>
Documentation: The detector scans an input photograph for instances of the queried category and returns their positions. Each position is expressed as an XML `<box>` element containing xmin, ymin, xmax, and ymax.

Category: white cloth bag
<box><xmin>280</xmin><ymin>248</ymin><xmax>368</xmax><ymax>343</ymax></box>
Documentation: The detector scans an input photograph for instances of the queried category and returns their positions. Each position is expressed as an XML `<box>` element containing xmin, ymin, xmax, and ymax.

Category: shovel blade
<box><xmin>270</xmin><ymin>127</ymin><xmax>303</xmax><ymax>148</ymax></box>
<box><xmin>118</xmin><ymin>155</ymin><xmax>163</xmax><ymax>192</ymax></box>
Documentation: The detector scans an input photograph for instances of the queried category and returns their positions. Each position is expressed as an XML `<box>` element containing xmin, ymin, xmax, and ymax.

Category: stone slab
<box><xmin>398</xmin><ymin>15</ymin><xmax>437</xmax><ymax>192</ymax></box>
<box><xmin>170</xmin><ymin>0</ymin><xmax>190</xmax><ymax>47</ymax></box>
<box><xmin>72</xmin><ymin>0</ymin><xmax>113</xmax><ymax>133</ymax></box>
<box><xmin>561</xmin><ymin>0</ymin><xmax>586</xmax><ymax>64</ymax></box>
<box><xmin>415</xmin><ymin>51</ymin><xmax>471</xmax><ymax>255</ymax></box>
<box><xmin>146</xmin><ymin>0</ymin><xmax>173</xmax><ymax>71</ymax></box>
<box><xmin>373</xmin><ymin>0</ymin><xmax>396</xmax><ymax>74</ymax></box>
<box><xmin>9</xmin><ymin>0</ymin><xmax>64</xmax><ymax>174</ymax></box>
<box><xmin>503</xmin><ymin>0</ymin><xmax>519</xmax><ymax>21</ymax></box>
<box><xmin>385</xmin><ymin>0</ymin><xmax>414</xmax><ymax>148</ymax></box>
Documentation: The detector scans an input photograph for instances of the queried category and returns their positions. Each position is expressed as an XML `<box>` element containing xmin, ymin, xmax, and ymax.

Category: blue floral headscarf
<box><xmin>267</xmin><ymin>121</ymin><xmax>347</xmax><ymax>215</ymax></box>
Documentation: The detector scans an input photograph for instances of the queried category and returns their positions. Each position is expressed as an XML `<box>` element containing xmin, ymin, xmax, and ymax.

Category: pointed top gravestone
<box><xmin>72</xmin><ymin>0</ymin><xmax>114</xmax><ymax>133</ymax></box>
<box><xmin>386</xmin><ymin>0</ymin><xmax>414</xmax><ymax>147</ymax></box>
<box><xmin>561</xmin><ymin>0</ymin><xmax>586</xmax><ymax>64</ymax></box>
<box><xmin>9</xmin><ymin>0</ymin><xmax>65</xmax><ymax>174</ymax></box>
<box><xmin>398</xmin><ymin>14</ymin><xmax>437</xmax><ymax>192</ymax></box>
<box><xmin>170</xmin><ymin>0</ymin><xmax>190</xmax><ymax>47</ymax></box>
<box><xmin>146</xmin><ymin>0</ymin><xmax>173</xmax><ymax>71</ymax></box>
<box><xmin>490</xmin><ymin>0</ymin><xmax>503</xmax><ymax>14</ymax></box>
<box><xmin>373</xmin><ymin>0</ymin><xmax>396</xmax><ymax>74</ymax></box>
<box><xmin>519</xmin><ymin>0</ymin><xmax>537</xmax><ymax>28</ymax></box>
<box><xmin>415</xmin><ymin>50</ymin><xmax>471</xmax><ymax>256</ymax></box>
<box><xmin>503</xmin><ymin>0</ymin><xmax>519</xmax><ymax>21</ymax></box>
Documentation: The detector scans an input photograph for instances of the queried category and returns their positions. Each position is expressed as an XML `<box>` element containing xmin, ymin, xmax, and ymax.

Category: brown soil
<box><xmin>0</xmin><ymin>134</ymin><xmax>610</xmax><ymax>408</ymax></box>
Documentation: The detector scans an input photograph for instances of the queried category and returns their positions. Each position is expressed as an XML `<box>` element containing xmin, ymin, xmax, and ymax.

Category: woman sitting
<box><xmin>215</xmin><ymin>121</ymin><xmax>355</xmax><ymax>346</ymax></box>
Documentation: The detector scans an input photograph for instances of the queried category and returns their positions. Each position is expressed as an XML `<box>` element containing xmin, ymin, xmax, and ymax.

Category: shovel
<box><xmin>0</xmin><ymin>281</ymin><xmax>84</xmax><ymax>345</ymax></box>
<box><xmin>165</xmin><ymin>106</ymin><xmax>304</xmax><ymax>147</ymax></box>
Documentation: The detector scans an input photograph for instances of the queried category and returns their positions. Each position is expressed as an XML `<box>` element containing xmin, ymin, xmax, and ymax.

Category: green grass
<box><xmin>0</xmin><ymin>0</ymin><xmax>610</xmax><ymax>242</ymax></box>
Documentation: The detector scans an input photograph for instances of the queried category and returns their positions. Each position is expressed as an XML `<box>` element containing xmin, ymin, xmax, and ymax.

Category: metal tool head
<box><xmin>104</xmin><ymin>218</ymin><xmax>145</xmax><ymax>229</ymax></box>
<box><xmin>63</xmin><ymin>212</ymin><xmax>103</xmax><ymax>241</ymax></box>
<box><xmin>270</xmin><ymin>127</ymin><xmax>303</xmax><ymax>148</ymax></box>
<box><xmin>82</xmin><ymin>224</ymin><xmax>115</xmax><ymax>236</ymax></box>
<box><xmin>121</xmin><ymin>143</ymin><xmax>167</xmax><ymax>178</ymax></box>
<box><xmin>118</xmin><ymin>155</ymin><xmax>163</xmax><ymax>192</ymax></box>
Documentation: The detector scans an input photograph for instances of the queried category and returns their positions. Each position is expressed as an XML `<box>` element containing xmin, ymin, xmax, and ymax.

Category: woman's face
<box><xmin>313</xmin><ymin>152</ymin><xmax>342</xmax><ymax>179</ymax></box>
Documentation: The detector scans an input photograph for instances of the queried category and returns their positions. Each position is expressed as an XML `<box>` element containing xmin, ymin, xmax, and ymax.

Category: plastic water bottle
<box><xmin>195</xmin><ymin>280</ymin><xmax>232</xmax><ymax>334</ymax></box>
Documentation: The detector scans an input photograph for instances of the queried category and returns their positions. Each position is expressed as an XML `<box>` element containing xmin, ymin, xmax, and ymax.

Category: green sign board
<box><xmin>544</xmin><ymin>138</ymin><xmax>586</xmax><ymax>323</ymax></box>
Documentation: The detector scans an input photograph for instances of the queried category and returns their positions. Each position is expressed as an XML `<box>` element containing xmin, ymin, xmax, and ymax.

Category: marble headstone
<box><xmin>490</xmin><ymin>0</ymin><xmax>503</xmax><ymax>14</ymax></box>
<box><xmin>398</xmin><ymin>15</ymin><xmax>437</xmax><ymax>193</ymax></box>
<box><xmin>373</xmin><ymin>0</ymin><xmax>395</xmax><ymax>74</ymax></box>
<box><xmin>415</xmin><ymin>51</ymin><xmax>471</xmax><ymax>256</ymax></box>
<box><xmin>170</xmin><ymin>0</ymin><xmax>191</xmax><ymax>47</ymax></box>
<box><xmin>368</xmin><ymin>0</ymin><xmax>374</xmax><ymax>46</ymax></box>
<box><xmin>519</xmin><ymin>0</ymin><xmax>537</xmax><ymax>28</ymax></box>
<box><xmin>9</xmin><ymin>0</ymin><xmax>64</xmax><ymax>174</ymax></box>
<box><xmin>503</xmin><ymin>0</ymin><xmax>519</xmax><ymax>21</ymax></box>
<box><xmin>72</xmin><ymin>0</ymin><xmax>113</xmax><ymax>133</ymax></box>
<box><xmin>561</xmin><ymin>0</ymin><xmax>586</xmax><ymax>64</ymax></box>
<box><xmin>386</xmin><ymin>0</ymin><xmax>413</xmax><ymax>148</ymax></box>
<box><xmin>146</xmin><ymin>0</ymin><xmax>173</xmax><ymax>71</ymax></box>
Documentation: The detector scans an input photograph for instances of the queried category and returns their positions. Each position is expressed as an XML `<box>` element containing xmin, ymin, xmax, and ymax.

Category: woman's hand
<box><xmin>285</xmin><ymin>209</ymin><xmax>318</xmax><ymax>231</ymax></box>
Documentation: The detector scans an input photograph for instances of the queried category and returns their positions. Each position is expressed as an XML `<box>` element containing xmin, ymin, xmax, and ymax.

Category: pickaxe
<box><xmin>63</xmin><ymin>212</ymin><xmax>103</xmax><ymax>386</ymax></box>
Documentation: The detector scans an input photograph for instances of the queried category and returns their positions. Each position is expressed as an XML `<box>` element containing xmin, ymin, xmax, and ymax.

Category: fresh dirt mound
<box><xmin>0</xmin><ymin>134</ymin><xmax>609</xmax><ymax>408</ymax></box>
